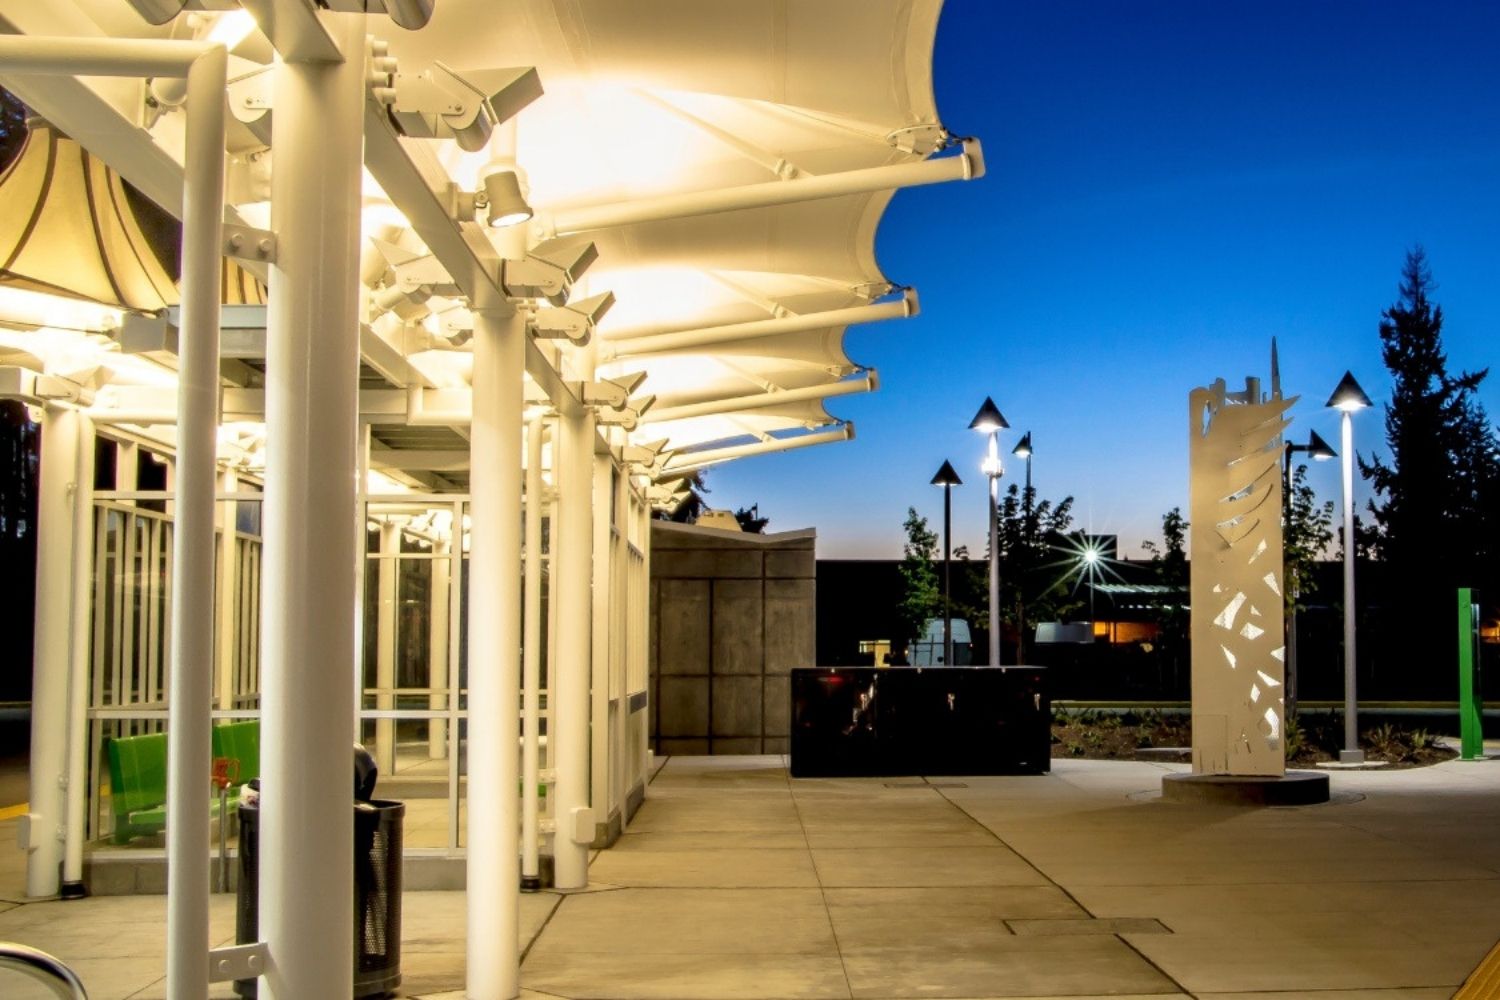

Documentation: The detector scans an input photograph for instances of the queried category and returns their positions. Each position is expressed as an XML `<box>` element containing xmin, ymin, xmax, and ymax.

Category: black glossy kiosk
<box><xmin>789</xmin><ymin>666</ymin><xmax>1050</xmax><ymax>778</ymax></box>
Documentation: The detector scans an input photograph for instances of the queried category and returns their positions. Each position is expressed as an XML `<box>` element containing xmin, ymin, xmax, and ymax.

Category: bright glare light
<box><xmin>981</xmin><ymin>434</ymin><xmax>1003</xmax><ymax>478</ymax></box>
<box><xmin>205</xmin><ymin>10</ymin><xmax>256</xmax><ymax>49</ymax></box>
<box><xmin>1083</xmin><ymin>547</ymin><xmax>1100</xmax><ymax>564</ymax></box>
<box><xmin>0</xmin><ymin>286</ymin><xmax>123</xmax><ymax>333</ymax></box>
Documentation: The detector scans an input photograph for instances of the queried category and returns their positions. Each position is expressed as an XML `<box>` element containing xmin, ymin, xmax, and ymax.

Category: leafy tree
<box><xmin>733</xmin><ymin>504</ymin><xmax>768</xmax><ymax>534</ymax></box>
<box><xmin>653</xmin><ymin>470</ymin><xmax>709</xmax><ymax>523</ymax></box>
<box><xmin>896</xmin><ymin>507</ymin><xmax>940</xmax><ymax>648</ymax></box>
<box><xmin>1283</xmin><ymin>464</ymin><xmax>1334</xmax><ymax>719</ymax></box>
<box><xmin>1141</xmin><ymin>507</ymin><xmax>1189</xmax><ymax>690</ymax></box>
<box><xmin>994</xmin><ymin>482</ymin><xmax>1076</xmax><ymax>658</ymax></box>
<box><xmin>1284</xmin><ymin>464</ymin><xmax>1335</xmax><ymax>611</ymax></box>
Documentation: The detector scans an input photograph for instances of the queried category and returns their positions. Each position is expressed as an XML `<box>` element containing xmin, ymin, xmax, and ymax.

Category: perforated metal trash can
<box><xmin>235</xmin><ymin>799</ymin><xmax>406</xmax><ymax>998</ymax></box>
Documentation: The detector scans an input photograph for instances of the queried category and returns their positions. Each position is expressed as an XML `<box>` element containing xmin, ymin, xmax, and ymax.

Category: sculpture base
<box><xmin>1161</xmin><ymin>770</ymin><xmax>1330</xmax><ymax>806</ymax></box>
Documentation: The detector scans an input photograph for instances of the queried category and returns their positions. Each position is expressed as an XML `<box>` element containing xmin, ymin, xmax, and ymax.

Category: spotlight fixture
<box><xmin>481</xmin><ymin>169</ymin><xmax>532</xmax><ymax>228</ymax></box>
<box><xmin>500</xmin><ymin>239</ymin><xmax>599</xmax><ymax>306</ymax></box>
<box><xmin>1011</xmin><ymin>432</ymin><xmax>1032</xmax><ymax>459</ymax></box>
<box><xmin>529</xmin><ymin>292</ymin><xmax>615</xmax><ymax>345</ymax></box>
<box><xmin>381</xmin><ymin>64</ymin><xmax>543</xmax><ymax>153</ymax></box>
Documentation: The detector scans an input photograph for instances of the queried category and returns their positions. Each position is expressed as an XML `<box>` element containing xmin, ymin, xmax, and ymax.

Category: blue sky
<box><xmin>705</xmin><ymin>0</ymin><xmax>1500</xmax><ymax>558</ymax></box>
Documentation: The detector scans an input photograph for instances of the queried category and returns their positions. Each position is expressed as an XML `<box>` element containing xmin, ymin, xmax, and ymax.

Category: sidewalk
<box><xmin>5</xmin><ymin>753</ymin><xmax>1500</xmax><ymax>998</ymax></box>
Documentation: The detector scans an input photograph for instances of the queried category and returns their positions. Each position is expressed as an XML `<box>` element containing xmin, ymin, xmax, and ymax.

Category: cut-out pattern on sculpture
<box><xmin>1189</xmin><ymin>375</ymin><xmax>1290</xmax><ymax>776</ymax></box>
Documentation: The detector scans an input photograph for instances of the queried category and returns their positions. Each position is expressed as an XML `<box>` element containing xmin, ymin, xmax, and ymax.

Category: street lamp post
<box><xmin>1013</xmin><ymin>432</ymin><xmax>1033</xmax><ymax>493</ymax></box>
<box><xmin>1083</xmin><ymin>544</ymin><xmax>1099</xmax><ymax>625</ymax></box>
<box><xmin>931</xmin><ymin>461</ymin><xmax>963</xmax><ymax>666</ymax></box>
<box><xmin>1327</xmin><ymin>371</ymin><xmax>1372</xmax><ymax>764</ymax></box>
<box><xmin>1011</xmin><ymin>433</ymin><xmax>1033</xmax><ymax>663</ymax></box>
<box><xmin>1282</xmin><ymin>429</ymin><xmax>1336</xmax><ymax>724</ymax></box>
<box><xmin>970</xmin><ymin>397</ymin><xmax>1009</xmax><ymax>667</ymax></box>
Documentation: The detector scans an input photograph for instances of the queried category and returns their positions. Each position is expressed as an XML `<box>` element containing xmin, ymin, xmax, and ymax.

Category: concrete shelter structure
<box><xmin>648</xmin><ymin>520</ymin><xmax>816</xmax><ymax>755</ymax></box>
<box><xmin>0</xmin><ymin>2</ymin><xmax>979</xmax><ymax>997</ymax></box>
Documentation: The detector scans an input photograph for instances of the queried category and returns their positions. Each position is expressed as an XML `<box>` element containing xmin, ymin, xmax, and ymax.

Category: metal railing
<box><xmin>0</xmin><ymin>943</ymin><xmax>89</xmax><ymax>999</ymax></box>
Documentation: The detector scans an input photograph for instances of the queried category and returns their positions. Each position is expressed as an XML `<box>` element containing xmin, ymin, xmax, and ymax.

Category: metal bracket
<box><xmin>209</xmin><ymin>942</ymin><xmax>268</xmax><ymax>983</ymax></box>
<box><xmin>223</xmin><ymin>224</ymin><xmax>276</xmax><ymax>264</ymax></box>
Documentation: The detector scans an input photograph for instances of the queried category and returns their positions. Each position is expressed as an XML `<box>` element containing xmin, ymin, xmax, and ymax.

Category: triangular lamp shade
<box><xmin>0</xmin><ymin>122</ymin><xmax>177</xmax><ymax>312</ymax></box>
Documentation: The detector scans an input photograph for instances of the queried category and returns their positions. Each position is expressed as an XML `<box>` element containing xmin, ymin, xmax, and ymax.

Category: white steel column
<box><xmin>589</xmin><ymin>451</ymin><xmax>612</xmax><ymax>837</ymax></box>
<box><xmin>1339</xmin><ymin>410</ymin><xmax>1363</xmax><ymax>762</ymax></box>
<box><xmin>259</xmin><ymin>17</ymin><xmax>364</xmax><ymax>1000</ymax></box>
<box><xmin>62</xmin><ymin>413</ymin><xmax>95</xmax><ymax>897</ymax></box>
<box><xmin>428</xmin><ymin>538</ymin><xmax>451</xmax><ymax>760</ymax></box>
<box><xmin>215</xmin><ymin>470</ymin><xmax>240</xmax><ymax>711</ymax></box>
<box><xmin>466</xmin><ymin>309</ymin><xmax>524</xmax><ymax>999</ymax></box>
<box><xmin>553</xmin><ymin>396</ymin><xmax>595</xmax><ymax>888</ymax></box>
<box><xmin>164</xmin><ymin>44</ymin><xmax>227</xmax><ymax>1000</ymax></box>
<box><xmin>375</xmin><ymin>520</ymin><xmax>399</xmax><ymax>772</ymax></box>
<box><xmin>520</xmin><ymin>415</ymin><xmax>545</xmax><ymax>889</ymax></box>
<box><xmin>26</xmin><ymin>405</ymin><xmax>80</xmax><ymax>899</ymax></box>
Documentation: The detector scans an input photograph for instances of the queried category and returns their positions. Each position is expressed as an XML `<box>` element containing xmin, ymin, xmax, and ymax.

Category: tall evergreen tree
<box><xmin>1360</xmin><ymin>248</ymin><xmax>1496</xmax><ymax>587</ymax></box>
<box><xmin>1359</xmin><ymin>247</ymin><xmax>1499</xmax><ymax>687</ymax></box>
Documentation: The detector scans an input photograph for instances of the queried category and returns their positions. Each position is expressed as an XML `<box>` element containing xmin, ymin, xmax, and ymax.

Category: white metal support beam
<box><xmin>466</xmin><ymin>309</ymin><xmax>525</xmax><ymax>999</ymax></box>
<box><xmin>0</xmin><ymin>37</ymin><xmax>227</xmax><ymax>1000</ymax></box>
<box><xmin>520</xmin><ymin>415</ymin><xmax>545</xmax><ymax>890</ymax></box>
<box><xmin>61</xmin><ymin>413</ymin><xmax>95</xmax><ymax>898</ymax></box>
<box><xmin>601</xmin><ymin>290</ymin><xmax>917</xmax><ymax>359</ymax></box>
<box><xmin>540</xmin><ymin>140</ymin><xmax>983</xmax><ymax>236</ymax></box>
<box><xmin>361</xmin><ymin>98</ymin><xmax>583</xmax><ymax>416</ymax></box>
<box><xmin>662</xmin><ymin>423</ymin><xmax>855</xmax><ymax>477</ymax></box>
<box><xmin>258</xmin><ymin>14</ymin><xmax>363</xmax><ymax>1000</ymax></box>
<box><xmin>553</xmin><ymin>359</ymin><xmax>597</xmax><ymax>888</ymax></box>
<box><xmin>24</xmin><ymin>405</ymin><xmax>79</xmax><ymax>900</ymax></box>
<box><xmin>374</xmin><ymin>521</ymin><xmax>398</xmax><ymax>772</ymax></box>
<box><xmin>641</xmin><ymin>372</ymin><xmax>878</xmax><ymax>425</ymax></box>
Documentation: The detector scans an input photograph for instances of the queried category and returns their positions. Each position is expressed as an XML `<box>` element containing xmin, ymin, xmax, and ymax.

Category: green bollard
<box><xmin>1458</xmin><ymin>588</ymin><xmax>1483</xmax><ymax>760</ymax></box>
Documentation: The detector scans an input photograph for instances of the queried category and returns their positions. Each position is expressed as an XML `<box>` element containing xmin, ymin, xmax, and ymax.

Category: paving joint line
<box><xmin>518</xmin><ymin>890</ymin><xmax>565</xmax><ymax>966</ymax></box>
<box><xmin>786</xmin><ymin>765</ymin><xmax>856</xmax><ymax>1000</ymax></box>
<box><xmin>932</xmin><ymin>782</ymin><xmax>1199</xmax><ymax>998</ymax></box>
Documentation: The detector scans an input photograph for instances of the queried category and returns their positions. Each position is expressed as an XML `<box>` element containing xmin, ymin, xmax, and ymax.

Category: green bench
<box><xmin>105</xmin><ymin>732</ymin><xmax>170</xmax><ymax>844</ymax></box>
<box><xmin>105</xmin><ymin>722</ymin><xmax>259</xmax><ymax>845</ymax></box>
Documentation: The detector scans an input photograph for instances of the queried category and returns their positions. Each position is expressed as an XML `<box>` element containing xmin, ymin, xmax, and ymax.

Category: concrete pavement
<box><xmin>3</xmin><ymin>753</ymin><xmax>1498</xmax><ymax>998</ymax></box>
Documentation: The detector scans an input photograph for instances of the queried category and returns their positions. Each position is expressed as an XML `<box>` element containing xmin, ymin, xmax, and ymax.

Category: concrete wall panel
<box><xmin>711</xmin><ymin>675</ymin><xmax>763</xmax><ymax>737</ymax></box>
<box><xmin>712</xmin><ymin>579</ymin><xmax>764</xmax><ymax>675</ymax></box>
<box><xmin>648</xmin><ymin>523</ymin><xmax>815</xmax><ymax>754</ymax></box>
<box><xmin>658</xmin><ymin>578</ymin><xmax>710</xmax><ymax>675</ymax></box>
<box><xmin>657</xmin><ymin>676</ymin><xmax>709</xmax><ymax>737</ymax></box>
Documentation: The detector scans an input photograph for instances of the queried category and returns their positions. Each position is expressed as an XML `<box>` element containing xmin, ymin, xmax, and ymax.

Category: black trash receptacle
<box><xmin>235</xmin><ymin>799</ymin><xmax>406</xmax><ymax>998</ymax></box>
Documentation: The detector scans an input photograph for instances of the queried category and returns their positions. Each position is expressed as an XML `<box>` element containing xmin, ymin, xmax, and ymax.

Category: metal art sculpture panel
<box><xmin>1189</xmin><ymin>373</ymin><xmax>1291</xmax><ymax>776</ymax></box>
